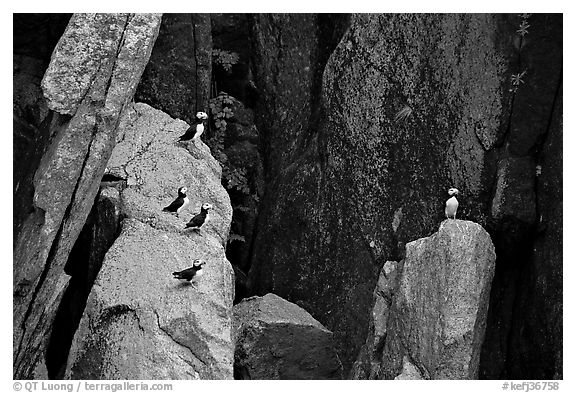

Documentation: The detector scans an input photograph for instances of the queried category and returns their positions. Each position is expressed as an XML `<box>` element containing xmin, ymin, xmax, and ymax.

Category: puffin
<box><xmin>178</xmin><ymin>111</ymin><xmax>209</xmax><ymax>142</ymax></box>
<box><xmin>162</xmin><ymin>187</ymin><xmax>189</xmax><ymax>217</ymax></box>
<box><xmin>445</xmin><ymin>188</ymin><xmax>459</xmax><ymax>219</ymax></box>
<box><xmin>185</xmin><ymin>203</ymin><xmax>213</xmax><ymax>230</ymax></box>
<box><xmin>173</xmin><ymin>259</ymin><xmax>206</xmax><ymax>283</ymax></box>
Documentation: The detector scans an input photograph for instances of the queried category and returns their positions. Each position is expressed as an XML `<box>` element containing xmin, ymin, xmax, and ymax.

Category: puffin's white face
<box><xmin>201</xmin><ymin>203</ymin><xmax>213</xmax><ymax>210</ymax></box>
<box><xmin>179</xmin><ymin>186</ymin><xmax>188</xmax><ymax>194</ymax></box>
<box><xmin>196</xmin><ymin>111</ymin><xmax>208</xmax><ymax>120</ymax></box>
<box><xmin>448</xmin><ymin>188</ymin><xmax>459</xmax><ymax>196</ymax></box>
<box><xmin>192</xmin><ymin>259</ymin><xmax>205</xmax><ymax>267</ymax></box>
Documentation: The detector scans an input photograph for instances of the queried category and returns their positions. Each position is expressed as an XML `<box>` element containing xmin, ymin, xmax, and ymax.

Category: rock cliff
<box><xmin>64</xmin><ymin>103</ymin><xmax>235</xmax><ymax>379</ymax></box>
<box><xmin>246</xmin><ymin>13</ymin><xmax>561</xmax><ymax>378</ymax></box>
<box><xmin>248</xmin><ymin>13</ymin><xmax>507</xmax><ymax>373</ymax></box>
<box><xmin>13</xmin><ymin>14</ymin><xmax>161</xmax><ymax>379</ymax></box>
<box><xmin>13</xmin><ymin>12</ymin><xmax>562</xmax><ymax>381</ymax></box>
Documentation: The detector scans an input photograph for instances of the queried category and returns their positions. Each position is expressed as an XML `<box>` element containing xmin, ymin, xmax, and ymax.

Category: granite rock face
<box><xmin>233</xmin><ymin>294</ymin><xmax>343</xmax><ymax>379</ymax></box>
<box><xmin>13</xmin><ymin>13</ymin><xmax>161</xmax><ymax>379</ymax></box>
<box><xmin>64</xmin><ymin>103</ymin><xmax>234</xmax><ymax>379</ymax></box>
<box><xmin>248</xmin><ymin>14</ymin><xmax>508</xmax><ymax>373</ymax></box>
<box><xmin>380</xmin><ymin>220</ymin><xmax>496</xmax><ymax>379</ymax></box>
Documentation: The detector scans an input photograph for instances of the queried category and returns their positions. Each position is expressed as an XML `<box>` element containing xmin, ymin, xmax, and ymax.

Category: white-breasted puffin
<box><xmin>185</xmin><ymin>203</ymin><xmax>213</xmax><ymax>230</ymax></box>
<box><xmin>445</xmin><ymin>188</ymin><xmax>459</xmax><ymax>219</ymax></box>
<box><xmin>162</xmin><ymin>187</ymin><xmax>189</xmax><ymax>217</ymax></box>
<box><xmin>178</xmin><ymin>111</ymin><xmax>209</xmax><ymax>142</ymax></box>
<box><xmin>172</xmin><ymin>259</ymin><xmax>206</xmax><ymax>283</ymax></box>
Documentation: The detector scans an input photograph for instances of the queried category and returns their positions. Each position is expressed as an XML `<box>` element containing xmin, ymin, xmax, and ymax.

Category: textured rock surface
<box><xmin>380</xmin><ymin>220</ymin><xmax>496</xmax><ymax>379</ymax></box>
<box><xmin>13</xmin><ymin>14</ymin><xmax>161</xmax><ymax>379</ymax></box>
<box><xmin>65</xmin><ymin>103</ymin><xmax>234</xmax><ymax>379</ymax></box>
<box><xmin>249</xmin><ymin>14</ymin><xmax>324</xmax><ymax>180</ymax></box>
<box><xmin>491</xmin><ymin>157</ymin><xmax>537</xmax><ymax>226</ymax></box>
<box><xmin>248</xmin><ymin>14</ymin><xmax>508</xmax><ymax>373</ymax></box>
<box><xmin>136</xmin><ymin>14</ymin><xmax>212</xmax><ymax>125</ymax></box>
<box><xmin>233</xmin><ymin>294</ymin><xmax>343</xmax><ymax>379</ymax></box>
<box><xmin>394</xmin><ymin>357</ymin><xmax>424</xmax><ymax>380</ymax></box>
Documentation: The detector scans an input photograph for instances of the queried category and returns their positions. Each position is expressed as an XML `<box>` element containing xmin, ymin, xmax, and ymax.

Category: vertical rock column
<box><xmin>13</xmin><ymin>13</ymin><xmax>162</xmax><ymax>379</ymax></box>
<box><xmin>380</xmin><ymin>220</ymin><xmax>496</xmax><ymax>379</ymax></box>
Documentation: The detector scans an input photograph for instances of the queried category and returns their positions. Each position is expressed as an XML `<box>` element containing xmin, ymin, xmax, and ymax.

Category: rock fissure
<box><xmin>153</xmin><ymin>307</ymin><xmax>209</xmax><ymax>370</ymax></box>
<box><xmin>16</xmin><ymin>113</ymin><xmax>100</xmax><ymax>372</ymax></box>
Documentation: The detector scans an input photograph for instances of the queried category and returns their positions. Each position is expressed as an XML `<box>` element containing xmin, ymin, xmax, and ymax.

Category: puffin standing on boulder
<box><xmin>185</xmin><ymin>203</ymin><xmax>213</xmax><ymax>231</ymax></box>
<box><xmin>178</xmin><ymin>111</ymin><xmax>209</xmax><ymax>142</ymax></box>
<box><xmin>445</xmin><ymin>188</ymin><xmax>459</xmax><ymax>219</ymax></box>
<box><xmin>173</xmin><ymin>259</ymin><xmax>206</xmax><ymax>283</ymax></box>
<box><xmin>162</xmin><ymin>187</ymin><xmax>189</xmax><ymax>217</ymax></box>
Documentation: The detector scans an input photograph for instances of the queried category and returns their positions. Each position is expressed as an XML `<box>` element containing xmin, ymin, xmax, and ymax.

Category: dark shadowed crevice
<box><xmin>233</xmin><ymin>363</ymin><xmax>251</xmax><ymax>380</ymax></box>
<box><xmin>101</xmin><ymin>173</ymin><xmax>126</xmax><ymax>183</ymax></box>
<box><xmin>45</xmin><ymin>183</ymin><xmax>124</xmax><ymax>379</ymax></box>
<box><xmin>479</xmin><ymin>14</ymin><xmax>563</xmax><ymax>380</ymax></box>
<box><xmin>13</xmin><ymin>13</ymin><xmax>72</xmax><ymax>245</ymax></box>
<box><xmin>235</xmin><ymin>15</ymin><xmax>350</xmax><ymax>303</ymax></box>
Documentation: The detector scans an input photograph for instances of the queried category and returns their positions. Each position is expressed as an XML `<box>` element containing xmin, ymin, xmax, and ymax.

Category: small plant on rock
<box><xmin>510</xmin><ymin>70</ymin><xmax>527</xmax><ymax>93</ymax></box>
<box><xmin>212</xmin><ymin>49</ymin><xmax>240</xmax><ymax>74</ymax></box>
<box><xmin>206</xmin><ymin>92</ymin><xmax>257</xmax><ymax>245</ymax></box>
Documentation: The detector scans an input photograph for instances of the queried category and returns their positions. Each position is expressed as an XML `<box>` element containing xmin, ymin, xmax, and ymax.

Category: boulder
<box><xmin>380</xmin><ymin>220</ymin><xmax>496</xmax><ymax>379</ymax></box>
<box><xmin>64</xmin><ymin>103</ymin><xmax>234</xmax><ymax>379</ymax></box>
<box><xmin>13</xmin><ymin>13</ymin><xmax>161</xmax><ymax>379</ymax></box>
<box><xmin>233</xmin><ymin>293</ymin><xmax>343</xmax><ymax>379</ymax></box>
